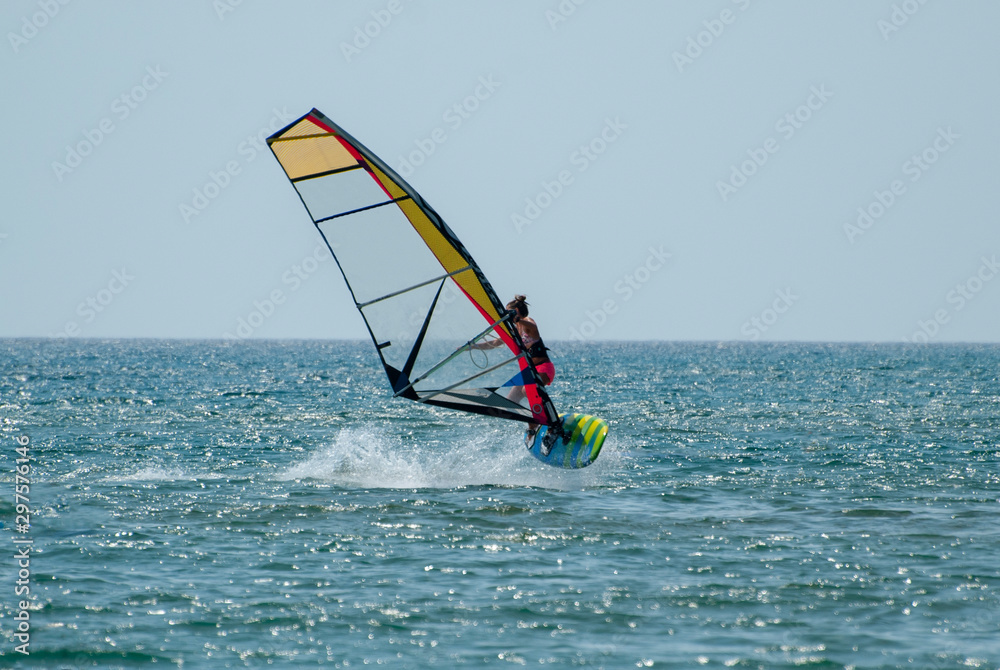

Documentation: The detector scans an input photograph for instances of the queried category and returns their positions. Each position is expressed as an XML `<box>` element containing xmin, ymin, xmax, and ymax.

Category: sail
<box><xmin>267</xmin><ymin>109</ymin><xmax>558</xmax><ymax>426</ymax></box>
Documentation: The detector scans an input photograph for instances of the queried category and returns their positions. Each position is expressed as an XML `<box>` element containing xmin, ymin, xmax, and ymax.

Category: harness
<box><xmin>505</xmin><ymin>308</ymin><xmax>550</xmax><ymax>363</ymax></box>
<box><xmin>527</xmin><ymin>339</ymin><xmax>549</xmax><ymax>361</ymax></box>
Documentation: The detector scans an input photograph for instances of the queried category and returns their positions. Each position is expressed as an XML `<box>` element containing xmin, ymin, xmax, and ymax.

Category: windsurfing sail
<box><xmin>267</xmin><ymin>109</ymin><xmax>559</xmax><ymax>427</ymax></box>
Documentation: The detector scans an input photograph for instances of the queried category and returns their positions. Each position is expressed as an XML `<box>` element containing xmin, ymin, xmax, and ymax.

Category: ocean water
<box><xmin>1</xmin><ymin>339</ymin><xmax>998</xmax><ymax>669</ymax></box>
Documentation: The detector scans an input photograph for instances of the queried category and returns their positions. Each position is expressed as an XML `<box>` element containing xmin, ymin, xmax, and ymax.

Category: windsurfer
<box><xmin>506</xmin><ymin>294</ymin><xmax>554</xmax><ymax>386</ymax></box>
<box><xmin>473</xmin><ymin>295</ymin><xmax>555</xmax><ymax>449</ymax></box>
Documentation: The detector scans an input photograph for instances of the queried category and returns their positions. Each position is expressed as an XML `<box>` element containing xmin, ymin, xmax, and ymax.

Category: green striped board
<box><xmin>525</xmin><ymin>413</ymin><xmax>608</xmax><ymax>469</ymax></box>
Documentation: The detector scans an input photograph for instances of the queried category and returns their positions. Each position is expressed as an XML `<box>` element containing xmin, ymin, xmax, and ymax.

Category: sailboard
<box><xmin>526</xmin><ymin>413</ymin><xmax>608</xmax><ymax>469</ymax></box>
<box><xmin>266</xmin><ymin>109</ymin><xmax>607</xmax><ymax>468</ymax></box>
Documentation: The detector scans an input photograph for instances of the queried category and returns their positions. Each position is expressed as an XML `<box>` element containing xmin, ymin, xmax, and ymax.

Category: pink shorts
<box><xmin>534</xmin><ymin>360</ymin><xmax>555</xmax><ymax>385</ymax></box>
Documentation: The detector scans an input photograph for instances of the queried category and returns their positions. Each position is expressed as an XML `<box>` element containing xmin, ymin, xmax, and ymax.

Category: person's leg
<box><xmin>527</xmin><ymin>362</ymin><xmax>556</xmax><ymax>431</ymax></box>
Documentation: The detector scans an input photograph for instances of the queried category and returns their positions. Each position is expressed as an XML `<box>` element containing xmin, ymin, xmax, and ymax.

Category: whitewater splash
<box><xmin>115</xmin><ymin>466</ymin><xmax>191</xmax><ymax>482</ymax></box>
<box><xmin>277</xmin><ymin>425</ymin><xmax>624</xmax><ymax>490</ymax></box>
<box><xmin>110</xmin><ymin>466</ymin><xmax>226</xmax><ymax>483</ymax></box>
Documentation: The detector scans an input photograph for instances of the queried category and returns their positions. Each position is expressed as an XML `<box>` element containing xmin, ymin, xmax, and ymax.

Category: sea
<box><xmin>0</xmin><ymin>339</ymin><xmax>998</xmax><ymax>669</ymax></box>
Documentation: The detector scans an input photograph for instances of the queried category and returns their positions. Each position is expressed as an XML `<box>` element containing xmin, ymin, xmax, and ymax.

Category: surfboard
<box><xmin>525</xmin><ymin>413</ymin><xmax>608</xmax><ymax>469</ymax></box>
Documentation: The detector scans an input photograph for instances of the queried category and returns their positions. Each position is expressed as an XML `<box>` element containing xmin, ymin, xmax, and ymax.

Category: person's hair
<box><xmin>507</xmin><ymin>294</ymin><xmax>529</xmax><ymax>318</ymax></box>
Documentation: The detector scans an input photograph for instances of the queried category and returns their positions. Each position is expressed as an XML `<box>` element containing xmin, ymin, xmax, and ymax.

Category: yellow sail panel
<box><xmin>395</xmin><ymin>199</ymin><xmax>466</xmax><ymax>271</ymax></box>
<box><xmin>276</xmin><ymin>118</ymin><xmax>329</xmax><ymax>139</ymax></box>
<box><xmin>452</xmin><ymin>267</ymin><xmax>502</xmax><ymax>323</ymax></box>
<box><xmin>369</xmin><ymin>164</ymin><xmax>408</xmax><ymax>200</ymax></box>
<box><xmin>271</xmin><ymin>135</ymin><xmax>357</xmax><ymax>180</ymax></box>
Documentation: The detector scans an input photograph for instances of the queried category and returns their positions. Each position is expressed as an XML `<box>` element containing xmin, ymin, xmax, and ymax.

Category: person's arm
<box><xmin>470</xmin><ymin>337</ymin><xmax>504</xmax><ymax>350</ymax></box>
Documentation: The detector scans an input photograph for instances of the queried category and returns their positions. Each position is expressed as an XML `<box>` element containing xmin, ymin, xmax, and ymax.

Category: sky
<box><xmin>2</xmin><ymin>1</ymin><xmax>999</xmax><ymax>343</ymax></box>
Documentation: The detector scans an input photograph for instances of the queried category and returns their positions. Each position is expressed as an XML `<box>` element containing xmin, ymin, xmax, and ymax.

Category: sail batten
<box><xmin>357</xmin><ymin>266</ymin><xmax>473</xmax><ymax>309</ymax></box>
<box><xmin>313</xmin><ymin>195</ymin><xmax>411</xmax><ymax>224</ymax></box>
<box><xmin>268</xmin><ymin>109</ymin><xmax>558</xmax><ymax>427</ymax></box>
